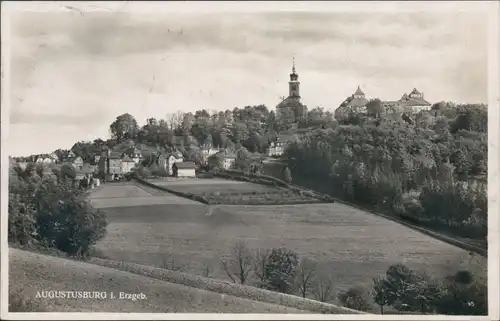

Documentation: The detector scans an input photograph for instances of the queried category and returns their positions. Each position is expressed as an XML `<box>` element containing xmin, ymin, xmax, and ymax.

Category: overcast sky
<box><xmin>5</xmin><ymin>3</ymin><xmax>490</xmax><ymax>156</ymax></box>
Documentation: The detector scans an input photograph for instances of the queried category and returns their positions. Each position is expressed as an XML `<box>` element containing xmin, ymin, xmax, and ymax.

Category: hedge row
<box><xmin>133</xmin><ymin>177</ymin><xmax>210</xmax><ymax>204</ymax></box>
<box><xmin>214</xmin><ymin>170</ymin><xmax>336</xmax><ymax>203</ymax></box>
<box><xmin>89</xmin><ymin>257</ymin><xmax>367</xmax><ymax>315</ymax></box>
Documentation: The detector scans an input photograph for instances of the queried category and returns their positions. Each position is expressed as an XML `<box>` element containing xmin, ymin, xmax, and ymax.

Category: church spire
<box><xmin>292</xmin><ymin>56</ymin><xmax>296</xmax><ymax>74</ymax></box>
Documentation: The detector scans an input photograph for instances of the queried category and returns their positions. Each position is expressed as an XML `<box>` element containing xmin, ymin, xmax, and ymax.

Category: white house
<box><xmin>211</xmin><ymin>150</ymin><xmax>236</xmax><ymax>170</ymax></box>
<box><xmin>127</xmin><ymin>147</ymin><xmax>143</xmax><ymax>164</ymax></box>
<box><xmin>48</xmin><ymin>152</ymin><xmax>59</xmax><ymax>163</ymax></box>
<box><xmin>268</xmin><ymin>134</ymin><xmax>295</xmax><ymax>157</ymax></box>
<box><xmin>158</xmin><ymin>151</ymin><xmax>183</xmax><ymax>175</ymax></box>
<box><xmin>72</xmin><ymin>156</ymin><xmax>84</xmax><ymax>169</ymax></box>
<box><xmin>172</xmin><ymin>161</ymin><xmax>196</xmax><ymax>177</ymax></box>
<box><xmin>120</xmin><ymin>155</ymin><xmax>136</xmax><ymax>174</ymax></box>
<box><xmin>202</xmin><ymin>147</ymin><xmax>221</xmax><ymax>162</ymax></box>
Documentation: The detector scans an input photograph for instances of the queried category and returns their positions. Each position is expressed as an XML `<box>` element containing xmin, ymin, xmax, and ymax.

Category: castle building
<box><xmin>383</xmin><ymin>88</ymin><xmax>431</xmax><ymax>115</ymax></box>
<box><xmin>334</xmin><ymin>86</ymin><xmax>370</xmax><ymax>120</ymax></box>
<box><xmin>275</xmin><ymin>58</ymin><xmax>308</xmax><ymax>128</ymax></box>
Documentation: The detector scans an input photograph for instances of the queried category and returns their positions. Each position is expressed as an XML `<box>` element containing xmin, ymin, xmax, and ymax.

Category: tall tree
<box><xmin>109</xmin><ymin>113</ymin><xmax>139</xmax><ymax>142</ymax></box>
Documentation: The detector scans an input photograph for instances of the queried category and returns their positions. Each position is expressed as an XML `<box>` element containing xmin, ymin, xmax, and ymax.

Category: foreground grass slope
<box><xmin>9</xmin><ymin>248</ymin><xmax>309</xmax><ymax>313</ymax></box>
<box><xmin>91</xmin><ymin>183</ymin><xmax>486</xmax><ymax>313</ymax></box>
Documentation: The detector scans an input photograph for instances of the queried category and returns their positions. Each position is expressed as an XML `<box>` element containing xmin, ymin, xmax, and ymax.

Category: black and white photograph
<box><xmin>1</xmin><ymin>1</ymin><xmax>499</xmax><ymax>319</ymax></box>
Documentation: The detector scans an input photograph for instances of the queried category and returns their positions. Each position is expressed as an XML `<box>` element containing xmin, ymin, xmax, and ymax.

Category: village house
<box><xmin>108</xmin><ymin>152</ymin><xmax>122</xmax><ymax>175</ymax></box>
<box><xmin>48</xmin><ymin>152</ymin><xmax>59</xmax><ymax>164</ymax></box>
<box><xmin>71</xmin><ymin>156</ymin><xmax>84</xmax><ymax>169</ymax></box>
<box><xmin>334</xmin><ymin>86</ymin><xmax>369</xmax><ymax>120</ymax></box>
<box><xmin>98</xmin><ymin>148</ymin><xmax>123</xmax><ymax>178</ymax></box>
<box><xmin>125</xmin><ymin>146</ymin><xmax>143</xmax><ymax>164</ymax></box>
<box><xmin>120</xmin><ymin>155</ymin><xmax>136</xmax><ymax>174</ymax></box>
<box><xmin>172</xmin><ymin>161</ymin><xmax>196</xmax><ymax>178</ymax></box>
<box><xmin>157</xmin><ymin>151</ymin><xmax>184</xmax><ymax>175</ymax></box>
<box><xmin>267</xmin><ymin>133</ymin><xmax>296</xmax><ymax>157</ymax></box>
<box><xmin>201</xmin><ymin>139</ymin><xmax>220</xmax><ymax>163</ymax></box>
<box><xmin>209</xmin><ymin>150</ymin><xmax>236</xmax><ymax>170</ymax></box>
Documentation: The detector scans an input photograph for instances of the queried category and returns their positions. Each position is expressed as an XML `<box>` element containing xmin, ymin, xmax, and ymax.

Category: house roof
<box><xmin>109</xmin><ymin>152</ymin><xmax>122</xmax><ymax>159</ymax></box>
<box><xmin>401</xmin><ymin>97</ymin><xmax>431</xmax><ymax>106</ymax></box>
<box><xmin>277</xmin><ymin>133</ymin><xmax>297</xmax><ymax>142</ymax></box>
<box><xmin>169</xmin><ymin>151</ymin><xmax>183</xmax><ymax>159</ymax></box>
<box><xmin>216</xmin><ymin>150</ymin><xmax>236</xmax><ymax>159</ymax></box>
<box><xmin>410</xmin><ymin>88</ymin><xmax>421</xmax><ymax>95</ymax></box>
<box><xmin>276</xmin><ymin>96</ymin><xmax>304</xmax><ymax>109</ymax></box>
<box><xmin>122</xmin><ymin>155</ymin><xmax>134</xmax><ymax>162</ymax></box>
<box><xmin>354</xmin><ymin>86</ymin><xmax>365</xmax><ymax>96</ymax></box>
<box><xmin>173</xmin><ymin>161</ymin><xmax>196</xmax><ymax>169</ymax></box>
<box><xmin>338</xmin><ymin>95</ymin><xmax>369</xmax><ymax>110</ymax></box>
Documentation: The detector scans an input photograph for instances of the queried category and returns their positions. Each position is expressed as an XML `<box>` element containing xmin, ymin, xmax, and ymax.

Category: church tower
<box><xmin>289</xmin><ymin>57</ymin><xmax>300</xmax><ymax>99</ymax></box>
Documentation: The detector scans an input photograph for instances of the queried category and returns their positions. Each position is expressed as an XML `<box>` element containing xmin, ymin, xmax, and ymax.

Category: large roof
<box><xmin>338</xmin><ymin>95</ymin><xmax>369</xmax><ymax>109</ymax></box>
<box><xmin>403</xmin><ymin>98</ymin><xmax>431</xmax><ymax>106</ymax></box>
<box><xmin>122</xmin><ymin>155</ymin><xmax>134</xmax><ymax>162</ymax></box>
<box><xmin>108</xmin><ymin>152</ymin><xmax>122</xmax><ymax>159</ymax></box>
<box><xmin>276</xmin><ymin>96</ymin><xmax>304</xmax><ymax>109</ymax></box>
<box><xmin>410</xmin><ymin>88</ymin><xmax>422</xmax><ymax>95</ymax></box>
<box><xmin>174</xmin><ymin>161</ymin><xmax>196</xmax><ymax>169</ymax></box>
<box><xmin>354</xmin><ymin>86</ymin><xmax>365</xmax><ymax>96</ymax></box>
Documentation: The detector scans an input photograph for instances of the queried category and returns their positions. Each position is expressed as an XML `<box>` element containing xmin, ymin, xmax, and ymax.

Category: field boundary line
<box><xmin>88</xmin><ymin>257</ymin><xmax>368</xmax><ymax>315</ymax></box>
<box><xmin>132</xmin><ymin>177</ymin><xmax>210</xmax><ymax>204</ymax></box>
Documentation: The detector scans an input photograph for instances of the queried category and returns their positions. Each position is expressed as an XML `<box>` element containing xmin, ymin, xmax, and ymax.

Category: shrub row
<box><xmin>214</xmin><ymin>170</ymin><xmax>336</xmax><ymax>203</ymax></box>
<box><xmin>204</xmin><ymin>196</ymin><xmax>323</xmax><ymax>206</ymax></box>
<box><xmin>133</xmin><ymin>177</ymin><xmax>210</xmax><ymax>204</ymax></box>
<box><xmin>89</xmin><ymin>257</ymin><xmax>367</xmax><ymax>315</ymax></box>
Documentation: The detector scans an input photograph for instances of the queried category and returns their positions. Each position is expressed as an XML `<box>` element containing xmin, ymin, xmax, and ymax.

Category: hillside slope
<box><xmin>9</xmin><ymin>248</ymin><xmax>309</xmax><ymax>313</ymax></box>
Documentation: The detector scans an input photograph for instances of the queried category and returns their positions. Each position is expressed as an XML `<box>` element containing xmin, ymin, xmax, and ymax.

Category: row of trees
<box><xmin>9</xmin><ymin>163</ymin><xmax>108</xmax><ymax>257</ymax></box>
<box><xmin>219</xmin><ymin>242</ymin><xmax>486</xmax><ymax>315</ymax></box>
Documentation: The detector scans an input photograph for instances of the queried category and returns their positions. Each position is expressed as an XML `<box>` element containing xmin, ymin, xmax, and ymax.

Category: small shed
<box><xmin>172</xmin><ymin>161</ymin><xmax>196</xmax><ymax>178</ymax></box>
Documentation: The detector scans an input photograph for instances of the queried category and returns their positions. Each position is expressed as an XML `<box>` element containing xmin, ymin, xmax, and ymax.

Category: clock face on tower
<box><xmin>291</xmin><ymin>85</ymin><xmax>297</xmax><ymax>91</ymax></box>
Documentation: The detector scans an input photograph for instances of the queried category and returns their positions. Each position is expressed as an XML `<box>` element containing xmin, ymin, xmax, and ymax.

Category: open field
<box><xmin>9</xmin><ymin>248</ymin><xmax>308</xmax><ymax>313</ymax></box>
<box><xmin>91</xmin><ymin>184</ymin><xmax>486</xmax><ymax>312</ymax></box>
<box><xmin>144</xmin><ymin>177</ymin><xmax>321</xmax><ymax>205</ymax></box>
<box><xmin>147</xmin><ymin>178</ymin><xmax>284</xmax><ymax>194</ymax></box>
<box><xmin>88</xmin><ymin>183</ymin><xmax>201</xmax><ymax>208</ymax></box>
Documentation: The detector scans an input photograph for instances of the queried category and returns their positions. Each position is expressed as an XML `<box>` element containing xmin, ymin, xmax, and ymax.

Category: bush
<box><xmin>34</xmin><ymin>180</ymin><xmax>108</xmax><ymax>257</ymax></box>
<box><xmin>9</xmin><ymin>168</ymin><xmax>108</xmax><ymax>258</ymax></box>
<box><xmin>338</xmin><ymin>286</ymin><xmax>371</xmax><ymax>311</ymax></box>
<box><xmin>435</xmin><ymin>270</ymin><xmax>487</xmax><ymax>315</ymax></box>
<box><xmin>258</xmin><ymin>247</ymin><xmax>299</xmax><ymax>294</ymax></box>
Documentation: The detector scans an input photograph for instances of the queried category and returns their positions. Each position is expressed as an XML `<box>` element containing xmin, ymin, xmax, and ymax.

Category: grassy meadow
<box><xmin>90</xmin><ymin>182</ymin><xmax>486</xmax><ymax>311</ymax></box>
<box><xmin>9</xmin><ymin>248</ymin><xmax>307</xmax><ymax>313</ymax></box>
<box><xmin>144</xmin><ymin>177</ymin><xmax>321</xmax><ymax>205</ymax></box>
